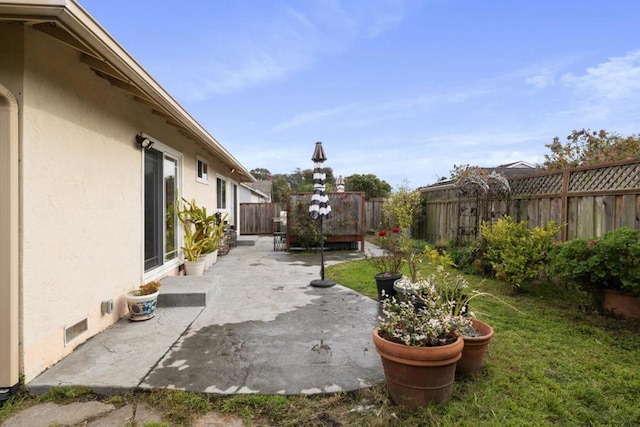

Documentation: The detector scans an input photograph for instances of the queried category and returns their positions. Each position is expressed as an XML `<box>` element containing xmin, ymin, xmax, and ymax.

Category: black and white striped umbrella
<box><xmin>309</xmin><ymin>142</ymin><xmax>331</xmax><ymax>220</ymax></box>
<box><xmin>309</xmin><ymin>141</ymin><xmax>335</xmax><ymax>287</ymax></box>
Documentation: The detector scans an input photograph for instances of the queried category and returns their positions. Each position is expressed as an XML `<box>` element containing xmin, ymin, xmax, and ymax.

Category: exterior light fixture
<box><xmin>336</xmin><ymin>175</ymin><xmax>345</xmax><ymax>193</ymax></box>
<box><xmin>135</xmin><ymin>135</ymin><xmax>154</xmax><ymax>150</ymax></box>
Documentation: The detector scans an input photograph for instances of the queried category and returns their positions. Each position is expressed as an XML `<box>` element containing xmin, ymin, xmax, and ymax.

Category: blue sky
<box><xmin>79</xmin><ymin>0</ymin><xmax>640</xmax><ymax>189</ymax></box>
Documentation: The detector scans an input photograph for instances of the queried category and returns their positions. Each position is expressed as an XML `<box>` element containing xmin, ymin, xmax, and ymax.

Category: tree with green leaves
<box><xmin>271</xmin><ymin>174</ymin><xmax>290</xmax><ymax>204</ymax></box>
<box><xmin>542</xmin><ymin>129</ymin><xmax>640</xmax><ymax>170</ymax></box>
<box><xmin>345</xmin><ymin>173</ymin><xmax>391</xmax><ymax>200</ymax></box>
<box><xmin>382</xmin><ymin>181</ymin><xmax>422</xmax><ymax>230</ymax></box>
<box><xmin>249</xmin><ymin>168</ymin><xmax>272</xmax><ymax>180</ymax></box>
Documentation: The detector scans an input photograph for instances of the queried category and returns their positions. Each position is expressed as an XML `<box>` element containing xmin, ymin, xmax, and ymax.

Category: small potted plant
<box><xmin>126</xmin><ymin>280</ymin><xmax>161</xmax><ymax>321</ymax></box>
<box><xmin>392</xmin><ymin>247</ymin><xmax>506</xmax><ymax>375</ymax></box>
<box><xmin>550</xmin><ymin>227</ymin><xmax>640</xmax><ymax>318</ymax></box>
<box><xmin>177</xmin><ymin>198</ymin><xmax>216</xmax><ymax>275</ymax></box>
<box><xmin>205</xmin><ymin>212</ymin><xmax>227</xmax><ymax>265</ymax></box>
<box><xmin>366</xmin><ymin>227</ymin><xmax>406</xmax><ymax>301</ymax></box>
<box><xmin>373</xmin><ymin>281</ymin><xmax>471</xmax><ymax>407</ymax></box>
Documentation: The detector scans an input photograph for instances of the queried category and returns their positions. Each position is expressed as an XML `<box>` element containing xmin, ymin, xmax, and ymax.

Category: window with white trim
<box><xmin>217</xmin><ymin>177</ymin><xmax>227</xmax><ymax>209</ymax></box>
<box><xmin>196</xmin><ymin>156</ymin><xmax>209</xmax><ymax>184</ymax></box>
<box><xmin>144</xmin><ymin>143</ymin><xmax>181</xmax><ymax>272</ymax></box>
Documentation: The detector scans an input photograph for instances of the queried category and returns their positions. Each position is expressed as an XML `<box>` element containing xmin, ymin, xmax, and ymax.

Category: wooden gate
<box><xmin>240</xmin><ymin>203</ymin><xmax>282</xmax><ymax>235</ymax></box>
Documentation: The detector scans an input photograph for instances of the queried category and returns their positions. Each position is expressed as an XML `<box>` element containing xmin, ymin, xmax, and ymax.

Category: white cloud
<box><xmin>178</xmin><ymin>1</ymin><xmax>409</xmax><ymax>99</ymax></box>
<box><xmin>271</xmin><ymin>102</ymin><xmax>361</xmax><ymax>131</ymax></box>
<box><xmin>562</xmin><ymin>50</ymin><xmax>640</xmax><ymax>100</ymax></box>
<box><xmin>525</xmin><ymin>71</ymin><xmax>555</xmax><ymax>89</ymax></box>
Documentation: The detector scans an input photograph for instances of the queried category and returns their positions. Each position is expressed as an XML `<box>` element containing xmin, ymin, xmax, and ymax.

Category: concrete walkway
<box><xmin>5</xmin><ymin>237</ymin><xmax>385</xmax><ymax>425</ymax></box>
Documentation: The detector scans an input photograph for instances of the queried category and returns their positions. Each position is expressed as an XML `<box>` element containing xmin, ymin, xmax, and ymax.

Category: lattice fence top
<box><xmin>569</xmin><ymin>162</ymin><xmax>640</xmax><ymax>192</ymax></box>
<box><xmin>510</xmin><ymin>173</ymin><xmax>563</xmax><ymax>195</ymax></box>
<box><xmin>423</xmin><ymin>160</ymin><xmax>640</xmax><ymax>200</ymax></box>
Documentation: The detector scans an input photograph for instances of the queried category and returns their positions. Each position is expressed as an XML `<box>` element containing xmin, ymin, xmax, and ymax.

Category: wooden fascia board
<box><xmin>32</xmin><ymin>21</ymin><xmax>99</xmax><ymax>57</ymax></box>
<box><xmin>107</xmin><ymin>77</ymin><xmax>152</xmax><ymax>101</ymax></box>
<box><xmin>151</xmin><ymin>109</ymin><xmax>175</xmax><ymax>122</ymax></box>
<box><xmin>133</xmin><ymin>96</ymin><xmax>166</xmax><ymax>113</ymax></box>
<box><xmin>80</xmin><ymin>53</ymin><xmax>129</xmax><ymax>82</ymax></box>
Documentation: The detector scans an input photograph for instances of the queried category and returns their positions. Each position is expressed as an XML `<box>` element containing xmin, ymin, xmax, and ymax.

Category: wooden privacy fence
<box><xmin>288</xmin><ymin>192</ymin><xmax>365</xmax><ymax>250</ymax></box>
<box><xmin>365</xmin><ymin>198</ymin><xmax>385</xmax><ymax>231</ymax></box>
<box><xmin>240</xmin><ymin>202</ymin><xmax>283</xmax><ymax>235</ymax></box>
<box><xmin>419</xmin><ymin>159</ymin><xmax>640</xmax><ymax>243</ymax></box>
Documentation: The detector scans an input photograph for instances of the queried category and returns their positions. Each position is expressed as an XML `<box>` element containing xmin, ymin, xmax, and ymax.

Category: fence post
<box><xmin>560</xmin><ymin>170</ymin><xmax>570</xmax><ymax>242</ymax></box>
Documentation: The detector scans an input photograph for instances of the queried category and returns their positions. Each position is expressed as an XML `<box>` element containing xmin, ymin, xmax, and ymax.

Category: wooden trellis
<box><xmin>456</xmin><ymin>171</ymin><xmax>511</xmax><ymax>241</ymax></box>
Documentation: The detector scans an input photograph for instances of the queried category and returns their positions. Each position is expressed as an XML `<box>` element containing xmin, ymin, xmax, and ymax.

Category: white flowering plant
<box><xmin>378</xmin><ymin>277</ymin><xmax>472</xmax><ymax>347</ymax></box>
<box><xmin>395</xmin><ymin>267</ymin><xmax>474</xmax><ymax>316</ymax></box>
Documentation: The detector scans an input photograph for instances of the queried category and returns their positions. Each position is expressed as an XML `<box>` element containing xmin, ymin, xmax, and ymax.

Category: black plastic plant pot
<box><xmin>374</xmin><ymin>273</ymin><xmax>402</xmax><ymax>301</ymax></box>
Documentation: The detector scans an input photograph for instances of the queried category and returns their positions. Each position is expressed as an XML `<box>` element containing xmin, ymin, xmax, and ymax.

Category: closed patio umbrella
<box><xmin>309</xmin><ymin>141</ymin><xmax>335</xmax><ymax>288</ymax></box>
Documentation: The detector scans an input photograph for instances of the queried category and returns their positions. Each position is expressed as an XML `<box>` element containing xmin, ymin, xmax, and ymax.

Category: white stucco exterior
<box><xmin>0</xmin><ymin>1</ymin><xmax>253</xmax><ymax>385</ymax></box>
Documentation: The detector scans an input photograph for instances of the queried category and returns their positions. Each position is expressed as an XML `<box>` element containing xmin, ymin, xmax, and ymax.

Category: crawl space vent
<box><xmin>64</xmin><ymin>318</ymin><xmax>88</xmax><ymax>345</ymax></box>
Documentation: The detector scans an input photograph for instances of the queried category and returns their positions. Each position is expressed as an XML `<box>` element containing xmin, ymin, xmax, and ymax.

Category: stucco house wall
<box><xmin>0</xmin><ymin>8</ymin><xmax>250</xmax><ymax>384</ymax></box>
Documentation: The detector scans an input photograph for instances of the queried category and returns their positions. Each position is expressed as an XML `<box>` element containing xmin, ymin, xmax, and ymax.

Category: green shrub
<box><xmin>550</xmin><ymin>227</ymin><xmax>640</xmax><ymax>296</ymax></box>
<box><xmin>481</xmin><ymin>216</ymin><xmax>562</xmax><ymax>290</ymax></box>
<box><xmin>447</xmin><ymin>238</ymin><xmax>491</xmax><ymax>276</ymax></box>
<box><xmin>289</xmin><ymin>199</ymin><xmax>322</xmax><ymax>250</ymax></box>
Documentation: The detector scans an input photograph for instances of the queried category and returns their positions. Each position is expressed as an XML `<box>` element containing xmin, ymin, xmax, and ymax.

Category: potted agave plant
<box><xmin>177</xmin><ymin>198</ymin><xmax>216</xmax><ymax>276</ymax></box>
<box><xmin>126</xmin><ymin>280</ymin><xmax>161</xmax><ymax>321</ymax></box>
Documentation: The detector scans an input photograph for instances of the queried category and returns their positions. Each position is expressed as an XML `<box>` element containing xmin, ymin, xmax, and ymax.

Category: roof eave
<box><xmin>0</xmin><ymin>0</ymin><xmax>255</xmax><ymax>183</ymax></box>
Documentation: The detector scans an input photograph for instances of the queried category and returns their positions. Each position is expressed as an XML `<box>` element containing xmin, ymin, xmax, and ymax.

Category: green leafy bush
<box><xmin>550</xmin><ymin>227</ymin><xmax>640</xmax><ymax>296</ymax></box>
<box><xmin>447</xmin><ymin>238</ymin><xmax>491</xmax><ymax>276</ymax></box>
<box><xmin>289</xmin><ymin>199</ymin><xmax>322</xmax><ymax>250</ymax></box>
<box><xmin>481</xmin><ymin>216</ymin><xmax>562</xmax><ymax>290</ymax></box>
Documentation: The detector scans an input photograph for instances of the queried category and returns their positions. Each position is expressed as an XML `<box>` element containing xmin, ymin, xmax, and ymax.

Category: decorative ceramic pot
<box><xmin>603</xmin><ymin>289</ymin><xmax>640</xmax><ymax>319</ymax></box>
<box><xmin>126</xmin><ymin>291</ymin><xmax>159</xmax><ymax>321</ymax></box>
<box><xmin>184</xmin><ymin>258</ymin><xmax>206</xmax><ymax>276</ymax></box>
<box><xmin>456</xmin><ymin>319</ymin><xmax>494</xmax><ymax>375</ymax></box>
<box><xmin>374</xmin><ymin>273</ymin><xmax>401</xmax><ymax>301</ymax></box>
<box><xmin>372</xmin><ymin>328</ymin><xmax>463</xmax><ymax>407</ymax></box>
<box><xmin>210</xmin><ymin>249</ymin><xmax>218</xmax><ymax>265</ymax></box>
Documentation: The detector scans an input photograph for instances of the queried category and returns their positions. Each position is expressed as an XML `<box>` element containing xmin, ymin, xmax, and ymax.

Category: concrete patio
<box><xmin>27</xmin><ymin>236</ymin><xmax>385</xmax><ymax>396</ymax></box>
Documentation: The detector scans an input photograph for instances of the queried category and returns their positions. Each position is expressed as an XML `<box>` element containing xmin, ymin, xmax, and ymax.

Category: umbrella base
<box><xmin>310</xmin><ymin>279</ymin><xmax>336</xmax><ymax>288</ymax></box>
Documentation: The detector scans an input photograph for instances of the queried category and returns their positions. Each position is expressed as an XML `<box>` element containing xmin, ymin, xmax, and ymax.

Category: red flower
<box><xmin>378</xmin><ymin>230</ymin><xmax>387</xmax><ymax>237</ymax></box>
<box><xmin>587</xmin><ymin>240</ymin><xmax>595</xmax><ymax>247</ymax></box>
<box><xmin>392</xmin><ymin>226</ymin><xmax>400</xmax><ymax>234</ymax></box>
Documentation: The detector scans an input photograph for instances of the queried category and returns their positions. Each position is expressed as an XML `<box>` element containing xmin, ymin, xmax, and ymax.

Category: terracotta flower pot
<box><xmin>603</xmin><ymin>289</ymin><xmax>640</xmax><ymax>319</ymax></box>
<box><xmin>372</xmin><ymin>329</ymin><xmax>463</xmax><ymax>407</ymax></box>
<box><xmin>456</xmin><ymin>319</ymin><xmax>494</xmax><ymax>375</ymax></box>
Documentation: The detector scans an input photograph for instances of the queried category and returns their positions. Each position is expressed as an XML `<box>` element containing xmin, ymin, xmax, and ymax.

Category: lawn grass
<box><xmin>2</xmin><ymin>259</ymin><xmax>639</xmax><ymax>426</ymax></box>
<box><xmin>327</xmin><ymin>260</ymin><xmax>640</xmax><ymax>426</ymax></box>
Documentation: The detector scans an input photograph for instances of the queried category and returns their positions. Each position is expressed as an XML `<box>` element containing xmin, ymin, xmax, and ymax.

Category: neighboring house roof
<box><xmin>485</xmin><ymin>163</ymin><xmax>540</xmax><ymax>178</ymax></box>
<box><xmin>245</xmin><ymin>180</ymin><xmax>273</xmax><ymax>198</ymax></box>
<box><xmin>421</xmin><ymin>161</ymin><xmax>540</xmax><ymax>191</ymax></box>
<box><xmin>0</xmin><ymin>0</ymin><xmax>255</xmax><ymax>183</ymax></box>
<box><xmin>240</xmin><ymin>182</ymin><xmax>270</xmax><ymax>201</ymax></box>
<box><xmin>497</xmin><ymin>161</ymin><xmax>536</xmax><ymax>169</ymax></box>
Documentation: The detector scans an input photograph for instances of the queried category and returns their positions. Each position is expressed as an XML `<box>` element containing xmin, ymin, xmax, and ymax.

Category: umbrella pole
<box><xmin>310</xmin><ymin>215</ymin><xmax>335</xmax><ymax>287</ymax></box>
<box><xmin>320</xmin><ymin>218</ymin><xmax>325</xmax><ymax>280</ymax></box>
